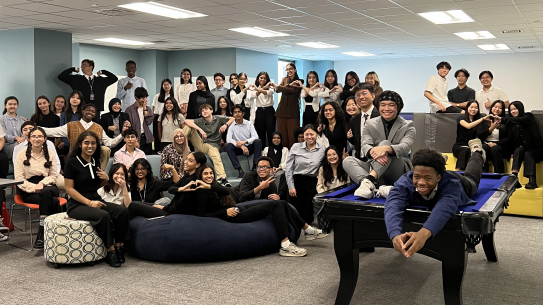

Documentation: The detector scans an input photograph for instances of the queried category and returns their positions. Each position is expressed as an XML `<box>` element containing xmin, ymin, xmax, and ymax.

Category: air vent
<box><xmin>94</xmin><ymin>8</ymin><xmax>133</xmax><ymax>16</ymax></box>
<box><xmin>501</xmin><ymin>29</ymin><xmax>522</xmax><ymax>34</ymax></box>
<box><xmin>518</xmin><ymin>46</ymin><xmax>536</xmax><ymax>49</ymax></box>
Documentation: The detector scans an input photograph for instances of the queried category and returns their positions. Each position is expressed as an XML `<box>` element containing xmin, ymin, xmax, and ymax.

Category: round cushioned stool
<box><xmin>44</xmin><ymin>213</ymin><xmax>106</xmax><ymax>268</ymax></box>
<box><xmin>128</xmin><ymin>202</ymin><xmax>301</xmax><ymax>263</ymax></box>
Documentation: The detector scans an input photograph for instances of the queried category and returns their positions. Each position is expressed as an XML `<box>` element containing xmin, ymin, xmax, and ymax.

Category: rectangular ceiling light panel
<box><xmin>419</xmin><ymin>10</ymin><xmax>474</xmax><ymax>24</ymax></box>
<box><xmin>119</xmin><ymin>2</ymin><xmax>206</xmax><ymax>19</ymax></box>
<box><xmin>94</xmin><ymin>38</ymin><xmax>154</xmax><ymax>46</ymax></box>
<box><xmin>455</xmin><ymin>31</ymin><xmax>495</xmax><ymax>40</ymax></box>
<box><xmin>229</xmin><ymin>27</ymin><xmax>290</xmax><ymax>37</ymax></box>
<box><xmin>477</xmin><ymin>44</ymin><xmax>509</xmax><ymax>50</ymax></box>
<box><xmin>296</xmin><ymin>42</ymin><xmax>339</xmax><ymax>49</ymax></box>
<box><xmin>342</xmin><ymin>51</ymin><xmax>375</xmax><ymax>57</ymax></box>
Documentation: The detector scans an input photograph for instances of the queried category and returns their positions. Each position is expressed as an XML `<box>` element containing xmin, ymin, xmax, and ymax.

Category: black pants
<box><xmin>452</xmin><ymin>145</ymin><xmax>470</xmax><ymax>170</ymax></box>
<box><xmin>21</xmin><ymin>184</ymin><xmax>60</xmax><ymax>216</ymax></box>
<box><xmin>140</xmin><ymin>133</ymin><xmax>153</xmax><ymax>155</ymax></box>
<box><xmin>230</xmin><ymin>200</ymin><xmax>305</xmax><ymax>240</ymax></box>
<box><xmin>302</xmin><ymin>105</ymin><xmax>319</xmax><ymax>127</ymax></box>
<box><xmin>244</xmin><ymin>107</ymin><xmax>251</xmax><ymax>121</ymax></box>
<box><xmin>437</xmin><ymin>106</ymin><xmax>463</xmax><ymax>113</ymax></box>
<box><xmin>153</xmin><ymin>114</ymin><xmax>160</xmax><ymax>153</ymax></box>
<box><xmin>288</xmin><ymin>175</ymin><xmax>318</xmax><ymax>224</ymax></box>
<box><xmin>255</xmin><ymin>106</ymin><xmax>276</xmax><ymax>147</ymax></box>
<box><xmin>482</xmin><ymin>143</ymin><xmax>507</xmax><ymax>173</ymax></box>
<box><xmin>522</xmin><ymin>148</ymin><xmax>543</xmax><ymax>177</ymax></box>
<box><xmin>451</xmin><ymin>151</ymin><xmax>484</xmax><ymax>197</ymax></box>
<box><xmin>0</xmin><ymin>149</ymin><xmax>8</xmax><ymax>178</ymax></box>
<box><xmin>128</xmin><ymin>201</ymin><xmax>169</xmax><ymax>219</ymax></box>
<box><xmin>225</xmin><ymin>139</ymin><xmax>262</xmax><ymax>170</ymax></box>
<box><xmin>67</xmin><ymin>194</ymin><xmax>130</xmax><ymax>248</ymax></box>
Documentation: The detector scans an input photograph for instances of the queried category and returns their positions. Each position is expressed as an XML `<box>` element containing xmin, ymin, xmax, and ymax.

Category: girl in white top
<box><xmin>174</xmin><ymin>68</ymin><xmax>196</xmax><ymax>117</ymax></box>
<box><xmin>316</xmin><ymin>146</ymin><xmax>350</xmax><ymax>193</ymax></box>
<box><xmin>97</xmin><ymin>163</ymin><xmax>131</xmax><ymax>206</ymax></box>
<box><xmin>248</xmin><ymin>71</ymin><xmax>275</xmax><ymax>127</ymax></box>
<box><xmin>152</xmin><ymin>79</ymin><xmax>172</xmax><ymax>117</ymax></box>
<box><xmin>229</xmin><ymin>72</ymin><xmax>255</xmax><ymax>122</ymax></box>
<box><xmin>317</xmin><ymin>69</ymin><xmax>343</xmax><ymax>105</ymax></box>
<box><xmin>300</xmin><ymin>71</ymin><xmax>321</xmax><ymax>126</ymax></box>
<box><xmin>262</xmin><ymin>131</ymin><xmax>289</xmax><ymax>172</ymax></box>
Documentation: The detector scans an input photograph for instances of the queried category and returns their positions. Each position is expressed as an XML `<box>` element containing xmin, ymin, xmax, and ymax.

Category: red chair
<box><xmin>7</xmin><ymin>186</ymin><xmax>67</xmax><ymax>251</ymax></box>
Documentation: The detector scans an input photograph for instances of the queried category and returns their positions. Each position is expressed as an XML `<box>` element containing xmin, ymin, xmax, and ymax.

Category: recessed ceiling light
<box><xmin>229</xmin><ymin>27</ymin><xmax>289</xmax><ymax>37</ymax></box>
<box><xmin>418</xmin><ymin>10</ymin><xmax>474</xmax><ymax>24</ymax></box>
<box><xmin>454</xmin><ymin>31</ymin><xmax>495</xmax><ymax>40</ymax></box>
<box><xmin>296</xmin><ymin>42</ymin><xmax>339</xmax><ymax>49</ymax></box>
<box><xmin>119</xmin><ymin>2</ymin><xmax>206</xmax><ymax>19</ymax></box>
<box><xmin>477</xmin><ymin>44</ymin><xmax>509</xmax><ymax>51</ymax></box>
<box><xmin>94</xmin><ymin>38</ymin><xmax>154</xmax><ymax>46</ymax></box>
<box><xmin>342</xmin><ymin>51</ymin><xmax>375</xmax><ymax>57</ymax></box>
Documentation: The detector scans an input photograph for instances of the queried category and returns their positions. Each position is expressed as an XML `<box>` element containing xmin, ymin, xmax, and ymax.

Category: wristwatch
<box><xmin>457</xmin><ymin>103</ymin><xmax>460</xmax><ymax>107</ymax></box>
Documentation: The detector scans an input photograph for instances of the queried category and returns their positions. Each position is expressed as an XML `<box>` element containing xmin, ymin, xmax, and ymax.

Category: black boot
<box><xmin>115</xmin><ymin>246</ymin><xmax>125</xmax><ymax>264</ymax></box>
<box><xmin>525</xmin><ymin>176</ymin><xmax>538</xmax><ymax>189</ymax></box>
<box><xmin>34</xmin><ymin>226</ymin><xmax>44</xmax><ymax>249</ymax></box>
<box><xmin>106</xmin><ymin>250</ymin><xmax>121</xmax><ymax>267</ymax></box>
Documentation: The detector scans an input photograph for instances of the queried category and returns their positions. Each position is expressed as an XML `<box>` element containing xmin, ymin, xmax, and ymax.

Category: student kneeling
<box><xmin>384</xmin><ymin>142</ymin><xmax>486</xmax><ymax>257</ymax></box>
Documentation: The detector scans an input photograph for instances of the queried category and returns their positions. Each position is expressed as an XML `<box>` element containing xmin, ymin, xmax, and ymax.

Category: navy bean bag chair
<box><xmin>127</xmin><ymin>202</ymin><xmax>301</xmax><ymax>263</ymax></box>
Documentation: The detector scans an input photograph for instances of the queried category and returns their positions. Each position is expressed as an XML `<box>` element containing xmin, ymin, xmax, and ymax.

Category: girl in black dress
<box><xmin>318</xmin><ymin>101</ymin><xmax>347</xmax><ymax>155</ymax></box>
<box><xmin>64</xmin><ymin>130</ymin><xmax>130</xmax><ymax>267</ymax></box>
<box><xmin>30</xmin><ymin>96</ymin><xmax>60</xmax><ymax>143</ymax></box>
<box><xmin>191</xmin><ymin>163</ymin><xmax>329</xmax><ymax>257</ymax></box>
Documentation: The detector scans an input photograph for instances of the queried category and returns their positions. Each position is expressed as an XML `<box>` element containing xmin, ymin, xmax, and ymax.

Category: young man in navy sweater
<box><xmin>384</xmin><ymin>139</ymin><xmax>486</xmax><ymax>258</ymax></box>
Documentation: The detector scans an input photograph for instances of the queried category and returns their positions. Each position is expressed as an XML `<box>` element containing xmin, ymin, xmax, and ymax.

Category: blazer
<box><xmin>125</xmin><ymin>103</ymin><xmax>154</xmax><ymax>144</ymax></box>
<box><xmin>58</xmin><ymin>68</ymin><xmax>118</xmax><ymax>112</ymax></box>
<box><xmin>501</xmin><ymin>113</ymin><xmax>543</xmax><ymax>150</ymax></box>
<box><xmin>361</xmin><ymin>116</ymin><xmax>416</xmax><ymax>168</ymax></box>
<box><xmin>348</xmin><ymin>107</ymin><xmax>380</xmax><ymax>160</ymax></box>
<box><xmin>99</xmin><ymin>112</ymin><xmax>130</xmax><ymax>138</ymax></box>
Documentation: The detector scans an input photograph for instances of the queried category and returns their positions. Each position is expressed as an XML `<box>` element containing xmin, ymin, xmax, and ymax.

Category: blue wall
<box><xmin>235</xmin><ymin>49</ymin><xmax>278</xmax><ymax>85</ymax></box>
<box><xmin>167</xmin><ymin>48</ymin><xmax>236</xmax><ymax>82</ymax></box>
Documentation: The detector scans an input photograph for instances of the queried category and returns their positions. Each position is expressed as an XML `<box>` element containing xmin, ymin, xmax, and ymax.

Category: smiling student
<box><xmin>424</xmin><ymin>61</ymin><xmax>463</xmax><ymax>114</ymax></box>
<box><xmin>158</xmin><ymin>97</ymin><xmax>184</xmax><ymax>150</ymax></box>
<box><xmin>300</xmin><ymin>71</ymin><xmax>320</xmax><ymax>126</ymax></box>
<box><xmin>99</xmin><ymin>98</ymin><xmax>131</xmax><ymax>155</ymax></box>
<box><xmin>113</xmin><ymin>128</ymin><xmax>146</xmax><ymax>170</ymax></box>
<box><xmin>30</xmin><ymin>96</ymin><xmax>60</xmax><ymax>142</ymax></box>
<box><xmin>174</xmin><ymin>68</ymin><xmax>197</xmax><ymax>116</ymax></box>
<box><xmin>475</xmin><ymin>70</ymin><xmax>509</xmax><ymax>114</ymax></box>
<box><xmin>187</xmin><ymin>76</ymin><xmax>215</xmax><ymax>119</ymax></box>
<box><xmin>0</xmin><ymin>96</ymin><xmax>26</xmax><ymax>159</ymax></box>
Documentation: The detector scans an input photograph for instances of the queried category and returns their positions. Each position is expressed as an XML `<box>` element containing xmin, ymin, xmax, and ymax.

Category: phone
<box><xmin>147</xmin><ymin>216</ymin><xmax>165</xmax><ymax>221</ymax></box>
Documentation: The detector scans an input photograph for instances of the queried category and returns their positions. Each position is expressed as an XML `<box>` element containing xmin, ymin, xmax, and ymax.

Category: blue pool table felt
<box><xmin>323</xmin><ymin>174</ymin><xmax>509</xmax><ymax>213</ymax></box>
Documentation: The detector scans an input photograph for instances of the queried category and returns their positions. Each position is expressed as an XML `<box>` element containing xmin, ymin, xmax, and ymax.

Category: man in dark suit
<box><xmin>347</xmin><ymin>82</ymin><xmax>380</xmax><ymax>159</ymax></box>
<box><xmin>58</xmin><ymin>59</ymin><xmax>118</xmax><ymax>115</ymax></box>
<box><xmin>343</xmin><ymin>90</ymin><xmax>416</xmax><ymax>199</ymax></box>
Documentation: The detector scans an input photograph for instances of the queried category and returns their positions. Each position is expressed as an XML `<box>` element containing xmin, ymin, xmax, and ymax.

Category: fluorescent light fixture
<box><xmin>94</xmin><ymin>38</ymin><xmax>154</xmax><ymax>46</ymax></box>
<box><xmin>455</xmin><ymin>31</ymin><xmax>495</xmax><ymax>40</ymax></box>
<box><xmin>229</xmin><ymin>27</ymin><xmax>289</xmax><ymax>37</ymax></box>
<box><xmin>477</xmin><ymin>44</ymin><xmax>509</xmax><ymax>51</ymax></box>
<box><xmin>119</xmin><ymin>2</ymin><xmax>206</xmax><ymax>19</ymax></box>
<box><xmin>296</xmin><ymin>42</ymin><xmax>339</xmax><ymax>49</ymax></box>
<box><xmin>342</xmin><ymin>51</ymin><xmax>375</xmax><ymax>57</ymax></box>
<box><xmin>419</xmin><ymin>10</ymin><xmax>473</xmax><ymax>24</ymax></box>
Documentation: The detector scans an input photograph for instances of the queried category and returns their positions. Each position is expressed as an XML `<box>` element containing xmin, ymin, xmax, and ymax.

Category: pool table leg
<box><xmin>334</xmin><ymin>220</ymin><xmax>359</xmax><ymax>305</ymax></box>
<box><xmin>441</xmin><ymin>234</ymin><xmax>468</xmax><ymax>305</ymax></box>
<box><xmin>482</xmin><ymin>232</ymin><xmax>498</xmax><ymax>262</ymax></box>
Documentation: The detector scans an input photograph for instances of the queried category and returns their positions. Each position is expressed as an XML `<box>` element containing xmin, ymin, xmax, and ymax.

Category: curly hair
<box><xmin>24</xmin><ymin>127</ymin><xmax>52</xmax><ymax>169</ymax></box>
<box><xmin>412</xmin><ymin>149</ymin><xmax>446</xmax><ymax>175</ymax></box>
<box><xmin>195</xmin><ymin>164</ymin><xmax>236</xmax><ymax>206</ymax></box>
<box><xmin>321</xmin><ymin>146</ymin><xmax>348</xmax><ymax>186</ymax></box>
<box><xmin>319</xmin><ymin>101</ymin><xmax>345</xmax><ymax>127</ymax></box>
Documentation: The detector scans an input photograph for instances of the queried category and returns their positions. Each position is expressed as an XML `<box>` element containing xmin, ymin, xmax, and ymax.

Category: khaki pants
<box><xmin>100</xmin><ymin>146</ymin><xmax>111</xmax><ymax>171</ymax></box>
<box><xmin>183</xmin><ymin>126</ymin><xmax>226</xmax><ymax>179</ymax></box>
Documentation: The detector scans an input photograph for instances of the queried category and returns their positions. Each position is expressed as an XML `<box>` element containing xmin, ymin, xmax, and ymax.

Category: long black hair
<box><xmin>23</xmin><ymin>127</ymin><xmax>52</xmax><ymax>169</ymax></box>
<box><xmin>158</xmin><ymin>79</ymin><xmax>173</xmax><ymax>103</ymax></box>
<box><xmin>255</xmin><ymin>71</ymin><xmax>270</xmax><ymax>87</ymax></box>
<box><xmin>195</xmin><ymin>163</ymin><xmax>236</xmax><ymax>206</ymax></box>
<box><xmin>160</xmin><ymin>97</ymin><xmax>183</xmax><ymax>128</ymax></box>
<box><xmin>463</xmin><ymin>100</ymin><xmax>481</xmax><ymax>122</ymax></box>
<box><xmin>321</xmin><ymin>146</ymin><xmax>348</xmax><ymax>186</ymax></box>
<box><xmin>487</xmin><ymin>100</ymin><xmax>507</xmax><ymax>133</ymax></box>
<box><xmin>66</xmin><ymin>90</ymin><xmax>84</xmax><ymax>122</ymax></box>
<box><xmin>344</xmin><ymin>71</ymin><xmax>360</xmax><ymax>88</ymax></box>
<box><xmin>67</xmin><ymin>130</ymin><xmax>102</xmax><ymax>161</ymax></box>
<box><xmin>306</xmin><ymin>71</ymin><xmax>319</xmax><ymax>87</ymax></box>
<box><xmin>180</xmin><ymin>68</ymin><xmax>192</xmax><ymax>84</ymax></box>
<box><xmin>30</xmin><ymin>95</ymin><xmax>51</xmax><ymax>123</ymax></box>
<box><xmin>509</xmin><ymin>101</ymin><xmax>525</xmax><ymax>117</ymax></box>
<box><xmin>103</xmin><ymin>163</ymin><xmax>129</xmax><ymax>193</ymax></box>
<box><xmin>286</xmin><ymin>63</ymin><xmax>300</xmax><ymax>82</ymax></box>
<box><xmin>324</xmin><ymin>69</ymin><xmax>339</xmax><ymax>89</ymax></box>
<box><xmin>129</xmin><ymin>158</ymin><xmax>155</xmax><ymax>187</ymax></box>
<box><xmin>214</xmin><ymin>95</ymin><xmax>233</xmax><ymax>116</ymax></box>
<box><xmin>3</xmin><ymin>96</ymin><xmax>18</xmax><ymax>115</ymax></box>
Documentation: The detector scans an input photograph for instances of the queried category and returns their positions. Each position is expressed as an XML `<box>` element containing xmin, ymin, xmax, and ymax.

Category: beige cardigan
<box><xmin>15</xmin><ymin>149</ymin><xmax>58</xmax><ymax>193</ymax></box>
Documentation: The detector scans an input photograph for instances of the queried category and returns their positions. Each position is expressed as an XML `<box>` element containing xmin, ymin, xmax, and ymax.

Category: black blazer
<box><xmin>348</xmin><ymin>107</ymin><xmax>380</xmax><ymax>159</ymax></box>
<box><xmin>99</xmin><ymin>112</ymin><xmax>130</xmax><ymax>138</ymax></box>
<box><xmin>58</xmin><ymin>68</ymin><xmax>118</xmax><ymax>112</ymax></box>
<box><xmin>501</xmin><ymin>113</ymin><xmax>543</xmax><ymax>150</ymax></box>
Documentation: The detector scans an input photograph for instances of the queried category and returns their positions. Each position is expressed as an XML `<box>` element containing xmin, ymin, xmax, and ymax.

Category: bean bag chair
<box><xmin>127</xmin><ymin>202</ymin><xmax>301</xmax><ymax>263</ymax></box>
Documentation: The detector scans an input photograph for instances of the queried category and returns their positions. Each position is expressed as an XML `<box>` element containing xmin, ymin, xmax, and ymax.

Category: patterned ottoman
<box><xmin>44</xmin><ymin>213</ymin><xmax>106</xmax><ymax>268</ymax></box>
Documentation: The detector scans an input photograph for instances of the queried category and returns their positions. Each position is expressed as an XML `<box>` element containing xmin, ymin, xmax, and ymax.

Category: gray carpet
<box><xmin>1</xmin><ymin>214</ymin><xmax>542</xmax><ymax>305</ymax></box>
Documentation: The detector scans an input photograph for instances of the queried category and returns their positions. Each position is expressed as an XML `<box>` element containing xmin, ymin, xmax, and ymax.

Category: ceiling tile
<box><xmin>9</xmin><ymin>2</ymin><xmax>73</xmax><ymax>14</ymax></box>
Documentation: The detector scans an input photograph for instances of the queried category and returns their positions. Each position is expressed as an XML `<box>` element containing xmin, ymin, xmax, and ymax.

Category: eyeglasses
<box><xmin>135</xmin><ymin>168</ymin><xmax>147</xmax><ymax>172</ymax></box>
<box><xmin>257</xmin><ymin>166</ymin><xmax>271</xmax><ymax>170</ymax></box>
<box><xmin>214</xmin><ymin>79</ymin><xmax>222</xmax><ymax>82</ymax></box>
<box><xmin>355</xmin><ymin>92</ymin><xmax>369</xmax><ymax>97</ymax></box>
<box><xmin>174</xmin><ymin>135</ymin><xmax>184</xmax><ymax>139</ymax></box>
<box><xmin>285</xmin><ymin>68</ymin><xmax>294</xmax><ymax>72</ymax></box>
<box><xmin>30</xmin><ymin>135</ymin><xmax>44</xmax><ymax>139</ymax></box>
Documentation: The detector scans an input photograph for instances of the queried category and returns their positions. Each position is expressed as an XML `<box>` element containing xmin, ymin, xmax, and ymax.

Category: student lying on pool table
<box><xmin>384</xmin><ymin>140</ymin><xmax>486</xmax><ymax>258</ymax></box>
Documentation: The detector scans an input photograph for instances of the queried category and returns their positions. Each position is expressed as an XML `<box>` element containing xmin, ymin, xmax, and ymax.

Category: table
<box><xmin>314</xmin><ymin>173</ymin><xmax>517</xmax><ymax>305</ymax></box>
<box><xmin>0</xmin><ymin>178</ymin><xmax>23</xmax><ymax>204</ymax></box>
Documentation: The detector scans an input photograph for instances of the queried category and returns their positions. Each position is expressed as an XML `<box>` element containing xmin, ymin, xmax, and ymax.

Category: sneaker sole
<box><xmin>279</xmin><ymin>251</ymin><xmax>307</xmax><ymax>257</ymax></box>
<box><xmin>306</xmin><ymin>233</ymin><xmax>330</xmax><ymax>241</ymax></box>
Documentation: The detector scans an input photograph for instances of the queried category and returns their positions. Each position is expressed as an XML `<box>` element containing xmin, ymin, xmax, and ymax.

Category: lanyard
<box><xmin>87</xmin><ymin>76</ymin><xmax>94</xmax><ymax>93</ymax></box>
<box><xmin>138</xmin><ymin>182</ymin><xmax>147</xmax><ymax>202</ymax></box>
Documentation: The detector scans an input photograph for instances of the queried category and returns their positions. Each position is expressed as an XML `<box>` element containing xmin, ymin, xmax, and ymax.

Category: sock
<box><xmin>281</xmin><ymin>239</ymin><xmax>291</xmax><ymax>249</ymax></box>
<box><xmin>39</xmin><ymin>216</ymin><xmax>46</xmax><ymax>227</ymax></box>
<box><xmin>304</xmin><ymin>226</ymin><xmax>315</xmax><ymax>235</ymax></box>
<box><xmin>365</xmin><ymin>175</ymin><xmax>377</xmax><ymax>186</ymax></box>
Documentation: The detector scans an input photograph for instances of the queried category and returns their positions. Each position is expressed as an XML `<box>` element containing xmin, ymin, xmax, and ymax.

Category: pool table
<box><xmin>314</xmin><ymin>173</ymin><xmax>517</xmax><ymax>305</ymax></box>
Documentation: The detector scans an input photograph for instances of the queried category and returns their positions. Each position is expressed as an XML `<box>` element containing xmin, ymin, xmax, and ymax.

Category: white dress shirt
<box><xmin>246</xmin><ymin>87</ymin><xmax>274</xmax><ymax>123</ymax></box>
<box><xmin>12</xmin><ymin>140</ymin><xmax>61</xmax><ymax>174</ymax></box>
<box><xmin>116</xmin><ymin>76</ymin><xmax>148</xmax><ymax>111</ymax></box>
<box><xmin>317</xmin><ymin>84</ymin><xmax>343</xmax><ymax>105</ymax></box>
<box><xmin>97</xmin><ymin>186</ymin><xmax>131</xmax><ymax>206</ymax></box>
<box><xmin>425</xmin><ymin>74</ymin><xmax>450</xmax><ymax>113</ymax></box>
<box><xmin>42</xmin><ymin>119</ymin><xmax>123</xmax><ymax>148</ymax></box>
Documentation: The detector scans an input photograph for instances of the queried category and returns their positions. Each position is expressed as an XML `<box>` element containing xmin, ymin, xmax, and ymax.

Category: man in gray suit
<box><xmin>343</xmin><ymin>91</ymin><xmax>416</xmax><ymax>199</ymax></box>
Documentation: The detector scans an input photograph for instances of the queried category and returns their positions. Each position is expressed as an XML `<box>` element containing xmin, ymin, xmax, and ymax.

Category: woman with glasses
<box><xmin>129</xmin><ymin>158</ymin><xmax>179</xmax><ymax>205</ymax></box>
<box><xmin>275</xmin><ymin>63</ymin><xmax>303</xmax><ymax>148</ymax></box>
<box><xmin>340</xmin><ymin>71</ymin><xmax>360</xmax><ymax>107</ymax></box>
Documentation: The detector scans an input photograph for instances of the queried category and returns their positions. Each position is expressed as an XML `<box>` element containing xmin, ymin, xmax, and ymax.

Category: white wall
<box><xmin>334</xmin><ymin>52</ymin><xmax>543</xmax><ymax>112</ymax></box>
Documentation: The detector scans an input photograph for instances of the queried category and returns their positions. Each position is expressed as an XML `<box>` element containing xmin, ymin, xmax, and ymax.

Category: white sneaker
<box><xmin>305</xmin><ymin>228</ymin><xmax>330</xmax><ymax>241</ymax></box>
<box><xmin>279</xmin><ymin>243</ymin><xmax>307</xmax><ymax>257</ymax></box>
<box><xmin>468</xmin><ymin>138</ymin><xmax>486</xmax><ymax>163</ymax></box>
<box><xmin>0</xmin><ymin>232</ymin><xmax>8</xmax><ymax>242</ymax></box>
<box><xmin>354</xmin><ymin>178</ymin><xmax>376</xmax><ymax>199</ymax></box>
<box><xmin>375</xmin><ymin>185</ymin><xmax>393</xmax><ymax>199</ymax></box>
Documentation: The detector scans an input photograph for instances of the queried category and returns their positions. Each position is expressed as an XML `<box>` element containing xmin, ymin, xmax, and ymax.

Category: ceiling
<box><xmin>0</xmin><ymin>0</ymin><xmax>542</xmax><ymax>60</ymax></box>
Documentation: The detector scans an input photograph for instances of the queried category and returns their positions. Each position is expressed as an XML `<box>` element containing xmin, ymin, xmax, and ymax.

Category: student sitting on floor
<box><xmin>97</xmin><ymin>163</ymin><xmax>131</xmax><ymax>206</ymax></box>
<box><xmin>343</xmin><ymin>91</ymin><xmax>415</xmax><ymax>199</ymax></box>
<box><xmin>189</xmin><ymin>163</ymin><xmax>329</xmax><ymax>257</ymax></box>
<box><xmin>129</xmin><ymin>158</ymin><xmax>180</xmax><ymax>205</ymax></box>
<box><xmin>113</xmin><ymin>128</ymin><xmax>146</xmax><ymax>170</ymax></box>
<box><xmin>384</xmin><ymin>143</ymin><xmax>486</xmax><ymax>258</ymax></box>
<box><xmin>236</xmin><ymin>156</ymin><xmax>288</xmax><ymax>203</ymax></box>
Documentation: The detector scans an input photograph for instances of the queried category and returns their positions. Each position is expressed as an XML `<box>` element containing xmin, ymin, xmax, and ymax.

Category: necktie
<box><xmin>363</xmin><ymin>114</ymin><xmax>368</xmax><ymax>125</ymax></box>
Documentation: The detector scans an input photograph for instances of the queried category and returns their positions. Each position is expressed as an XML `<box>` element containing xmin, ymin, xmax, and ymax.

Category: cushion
<box><xmin>127</xmin><ymin>202</ymin><xmax>301</xmax><ymax>263</ymax></box>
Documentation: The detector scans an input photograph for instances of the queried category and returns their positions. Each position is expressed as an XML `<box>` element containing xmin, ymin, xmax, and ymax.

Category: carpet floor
<box><xmin>1</xmin><ymin>214</ymin><xmax>542</xmax><ymax>305</ymax></box>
